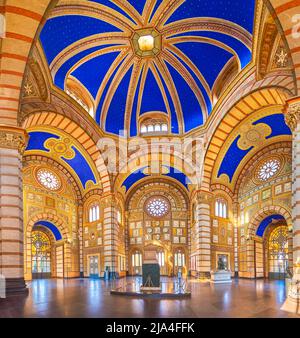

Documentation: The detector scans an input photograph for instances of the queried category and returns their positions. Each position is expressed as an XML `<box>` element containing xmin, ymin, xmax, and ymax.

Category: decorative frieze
<box><xmin>284</xmin><ymin>99</ymin><xmax>300</xmax><ymax>131</ymax></box>
<box><xmin>0</xmin><ymin>126</ymin><xmax>28</xmax><ymax>154</ymax></box>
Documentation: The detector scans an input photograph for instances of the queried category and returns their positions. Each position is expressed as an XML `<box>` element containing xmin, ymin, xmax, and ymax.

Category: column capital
<box><xmin>0</xmin><ymin>125</ymin><xmax>28</xmax><ymax>154</ymax></box>
<box><xmin>283</xmin><ymin>97</ymin><xmax>300</xmax><ymax>131</ymax></box>
<box><xmin>194</xmin><ymin>190</ymin><xmax>214</xmax><ymax>204</ymax></box>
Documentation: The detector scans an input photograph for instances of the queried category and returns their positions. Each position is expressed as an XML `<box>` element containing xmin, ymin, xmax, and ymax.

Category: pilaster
<box><xmin>194</xmin><ymin>190</ymin><xmax>213</xmax><ymax>278</ymax></box>
<box><xmin>0</xmin><ymin>125</ymin><xmax>28</xmax><ymax>294</ymax></box>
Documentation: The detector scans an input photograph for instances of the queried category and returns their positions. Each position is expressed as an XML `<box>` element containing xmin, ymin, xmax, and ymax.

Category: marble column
<box><xmin>78</xmin><ymin>205</ymin><xmax>84</xmax><ymax>277</ymax></box>
<box><xmin>284</xmin><ymin>98</ymin><xmax>300</xmax><ymax>275</ymax></box>
<box><xmin>194</xmin><ymin>191</ymin><xmax>212</xmax><ymax>278</ymax></box>
<box><xmin>102</xmin><ymin>195</ymin><xmax>118</xmax><ymax>278</ymax></box>
<box><xmin>233</xmin><ymin>202</ymin><xmax>239</xmax><ymax>277</ymax></box>
<box><xmin>0</xmin><ymin>125</ymin><xmax>28</xmax><ymax>294</ymax></box>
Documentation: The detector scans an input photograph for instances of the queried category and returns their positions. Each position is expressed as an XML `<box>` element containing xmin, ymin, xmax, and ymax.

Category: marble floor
<box><xmin>0</xmin><ymin>277</ymin><xmax>299</xmax><ymax>318</ymax></box>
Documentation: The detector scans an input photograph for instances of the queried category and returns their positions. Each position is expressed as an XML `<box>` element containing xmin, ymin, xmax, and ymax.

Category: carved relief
<box><xmin>0</xmin><ymin>128</ymin><xmax>28</xmax><ymax>154</ymax></box>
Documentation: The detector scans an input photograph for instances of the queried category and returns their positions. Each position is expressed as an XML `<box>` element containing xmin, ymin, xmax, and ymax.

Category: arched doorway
<box><xmin>27</xmin><ymin>220</ymin><xmax>65</xmax><ymax>280</ymax></box>
<box><xmin>32</xmin><ymin>230</ymin><xmax>52</xmax><ymax>279</ymax></box>
<box><xmin>268</xmin><ymin>226</ymin><xmax>289</xmax><ymax>280</ymax></box>
<box><xmin>254</xmin><ymin>214</ymin><xmax>292</xmax><ymax>280</ymax></box>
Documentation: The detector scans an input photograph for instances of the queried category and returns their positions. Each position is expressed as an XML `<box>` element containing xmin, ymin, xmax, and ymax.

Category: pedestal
<box><xmin>210</xmin><ymin>270</ymin><xmax>232</xmax><ymax>284</ymax></box>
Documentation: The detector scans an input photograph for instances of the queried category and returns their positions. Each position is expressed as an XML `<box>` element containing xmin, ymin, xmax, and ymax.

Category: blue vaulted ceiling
<box><xmin>122</xmin><ymin>166</ymin><xmax>192</xmax><ymax>192</ymax></box>
<box><xmin>40</xmin><ymin>0</ymin><xmax>256</xmax><ymax>136</ymax></box>
<box><xmin>26</xmin><ymin>131</ymin><xmax>97</xmax><ymax>189</ymax></box>
<box><xmin>218</xmin><ymin>114</ymin><xmax>292</xmax><ymax>182</ymax></box>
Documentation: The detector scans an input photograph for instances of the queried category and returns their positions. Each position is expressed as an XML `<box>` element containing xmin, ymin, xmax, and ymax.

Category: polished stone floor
<box><xmin>0</xmin><ymin>277</ymin><xmax>299</xmax><ymax>318</ymax></box>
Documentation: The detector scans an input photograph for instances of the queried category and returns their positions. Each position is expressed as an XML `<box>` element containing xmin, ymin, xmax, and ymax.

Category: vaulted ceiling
<box><xmin>39</xmin><ymin>0</ymin><xmax>256</xmax><ymax>136</ymax></box>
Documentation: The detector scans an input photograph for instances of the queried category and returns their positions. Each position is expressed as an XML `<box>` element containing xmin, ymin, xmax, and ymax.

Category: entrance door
<box><xmin>89</xmin><ymin>256</ymin><xmax>99</xmax><ymax>278</ymax></box>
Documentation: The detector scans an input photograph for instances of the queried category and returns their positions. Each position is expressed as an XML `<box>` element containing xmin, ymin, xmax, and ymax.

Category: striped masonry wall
<box><xmin>292</xmin><ymin>119</ymin><xmax>300</xmax><ymax>270</ymax></box>
<box><xmin>103</xmin><ymin>203</ymin><xmax>118</xmax><ymax>275</ymax></box>
<box><xmin>195</xmin><ymin>200</ymin><xmax>211</xmax><ymax>276</ymax></box>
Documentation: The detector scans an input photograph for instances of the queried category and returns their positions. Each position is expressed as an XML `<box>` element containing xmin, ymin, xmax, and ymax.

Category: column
<box><xmin>0</xmin><ymin>126</ymin><xmax>28</xmax><ymax>294</ymax></box>
<box><xmin>78</xmin><ymin>205</ymin><xmax>84</xmax><ymax>277</ymax></box>
<box><xmin>284</xmin><ymin>98</ymin><xmax>300</xmax><ymax>274</ymax></box>
<box><xmin>194</xmin><ymin>191</ymin><xmax>212</xmax><ymax>278</ymax></box>
<box><xmin>102</xmin><ymin>195</ymin><xmax>118</xmax><ymax>278</ymax></box>
<box><xmin>233</xmin><ymin>202</ymin><xmax>239</xmax><ymax>277</ymax></box>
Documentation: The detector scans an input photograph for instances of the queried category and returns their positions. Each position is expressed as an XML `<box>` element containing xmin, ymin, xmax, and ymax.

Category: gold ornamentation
<box><xmin>238</xmin><ymin>123</ymin><xmax>272</xmax><ymax>150</ymax></box>
<box><xmin>195</xmin><ymin>191</ymin><xmax>214</xmax><ymax>204</ymax></box>
<box><xmin>253</xmin><ymin>155</ymin><xmax>283</xmax><ymax>184</ymax></box>
<box><xmin>0</xmin><ymin>126</ymin><xmax>28</xmax><ymax>154</ymax></box>
<box><xmin>257</xmin><ymin>23</ymin><xmax>277</xmax><ymax>79</ymax></box>
<box><xmin>131</xmin><ymin>28</ymin><xmax>161</xmax><ymax>57</ymax></box>
<box><xmin>44</xmin><ymin>137</ymin><xmax>75</xmax><ymax>160</ymax></box>
<box><xmin>284</xmin><ymin>101</ymin><xmax>300</xmax><ymax>131</ymax></box>
<box><xmin>275</xmin><ymin>47</ymin><xmax>288</xmax><ymax>68</ymax></box>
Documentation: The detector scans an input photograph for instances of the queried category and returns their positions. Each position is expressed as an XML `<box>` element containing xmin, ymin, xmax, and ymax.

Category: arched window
<box><xmin>157</xmin><ymin>251</ymin><xmax>165</xmax><ymax>267</ymax></box>
<box><xmin>131</xmin><ymin>251</ymin><xmax>142</xmax><ymax>267</ymax></box>
<box><xmin>215</xmin><ymin>198</ymin><xmax>228</xmax><ymax>219</ymax></box>
<box><xmin>147</xmin><ymin>124</ymin><xmax>154</xmax><ymax>132</ymax></box>
<box><xmin>141</xmin><ymin>125</ymin><xmax>147</xmax><ymax>133</ymax></box>
<box><xmin>154</xmin><ymin>124</ymin><xmax>161</xmax><ymax>132</ymax></box>
<box><xmin>174</xmin><ymin>250</ymin><xmax>185</xmax><ymax>267</ymax></box>
<box><xmin>117</xmin><ymin>210</ymin><xmax>122</xmax><ymax>224</ymax></box>
<box><xmin>241</xmin><ymin>212</ymin><xmax>245</xmax><ymax>225</ymax></box>
<box><xmin>161</xmin><ymin>124</ymin><xmax>168</xmax><ymax>132</ymax></box>
<box><xmin>139</xmin><ymin>119</ymin><xmax>168</xmax><ymax>135</ymax></box>
<box><xmin>89</xmin><ymin>204</ymin><xmax>100</xmax><ymax>223</ymax></box>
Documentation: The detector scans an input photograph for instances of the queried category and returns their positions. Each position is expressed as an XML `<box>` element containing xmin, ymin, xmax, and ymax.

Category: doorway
<box><xmin>89</xmin><ymin>255</ymin><xmax>99</xmax><ymax>278</ymax></box>
<box><xmin>32</xmin><ymin>230</ymin><xmax>51</xmax><ymax>279</ymax></box>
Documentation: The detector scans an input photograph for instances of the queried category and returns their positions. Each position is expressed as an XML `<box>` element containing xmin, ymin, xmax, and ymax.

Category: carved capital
<box><xmin>284</xmin><ymin>98</ymin><xmax>300</xmax><ymax>131</ymax></box>
<box><xmin>0</xmin><ymin>126</ymin><xmax>28</xmax><ymax>154</ymax></box>
<box><xmin>194</xmin><ymin>190</ymin><xmax>213</xmax><ymax>204</ymax></box>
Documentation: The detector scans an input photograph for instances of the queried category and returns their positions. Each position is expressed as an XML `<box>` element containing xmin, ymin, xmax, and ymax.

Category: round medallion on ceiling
<box><xmin>36</xmin><ymin>168</ymin><xmax>61</xmax><ymax>191</ymax></box>
<box><xmin>145</xmin><ymin>196</ymin><xmax>170</xmax><ymax>218</ymax></box>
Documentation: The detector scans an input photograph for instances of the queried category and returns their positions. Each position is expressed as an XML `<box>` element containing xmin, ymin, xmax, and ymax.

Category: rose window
<box><xmin>145</xmin><ymin>197</ymin><xmax>169</xmax><ymax>218</ymax></box>
<box><xmin>36</xmin><ymin>169</ymin><xmax>61</xmax><ymax>191</ymax></box>
<box><xmin>257</xmin><ymin>159</ymin><xmax>281</xmax><ymax>181</ymax></box>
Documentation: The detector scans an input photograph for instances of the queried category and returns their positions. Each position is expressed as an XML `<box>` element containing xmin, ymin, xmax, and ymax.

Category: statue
<box><xmin>217</xmin><ymin>256</ymin><xmax>226</xmax><ymax>271</ymax></box>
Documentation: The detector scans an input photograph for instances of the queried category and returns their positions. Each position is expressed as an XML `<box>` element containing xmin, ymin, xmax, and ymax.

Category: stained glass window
<box><xmin>36</xmin><ymin>169</ymin><xmax>61</xmax><ymax>191</ymax></box>
<box><xmin>145</xmin><ymin>197</ymin><xmax>169</xmax><ymax>218</ymax></box>
<box><xmin>32</xmin><ymin>231</ymin><xmax>51</xmax><ymax>274</ymax></box>
<box><xmin>257</xmin><ymin>159</ymin><xmax>280</xmax><ymax>181</ymax></box>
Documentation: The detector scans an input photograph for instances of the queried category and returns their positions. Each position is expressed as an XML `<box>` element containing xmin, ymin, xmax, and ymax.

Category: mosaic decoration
<box><xmin>145</xmin><ymin>197</ymin><xmax>170</xmax><ymax>218</ymax></box>
<box><xmin>36</xmin><ymin>169</ymin><xmax>61</xmax><ymax>191</ymax></box>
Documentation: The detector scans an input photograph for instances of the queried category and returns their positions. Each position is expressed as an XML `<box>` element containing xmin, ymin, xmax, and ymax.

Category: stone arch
<box><xmin>25</xmin><ymin>213</ymin><xmax>69</xmax><ymax>280</ymax></box>
<box><xmin>23</xmin><ymin>154</ymin><xmax>83</xmax><ymax>201</ymax></box>
<box><xmin>267</xmin><ymin>0</ymin><xmax>300</xmax><ymax>94</ymax></box>
<box><xmin>247</xmin><ymin>205</ymin><xmax>292</xmax><ymax>238</ymax></box>
<box><xmin>0</xmin><ymin>0</ymin><xmax>59</xmax><ymax>125</ymax></box>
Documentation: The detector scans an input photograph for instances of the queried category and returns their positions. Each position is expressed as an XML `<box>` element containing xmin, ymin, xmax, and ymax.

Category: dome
<box><xmin>40</xmin><ymin>0</ymin><xmax>255</xmax><ymax>136</ymax></box>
